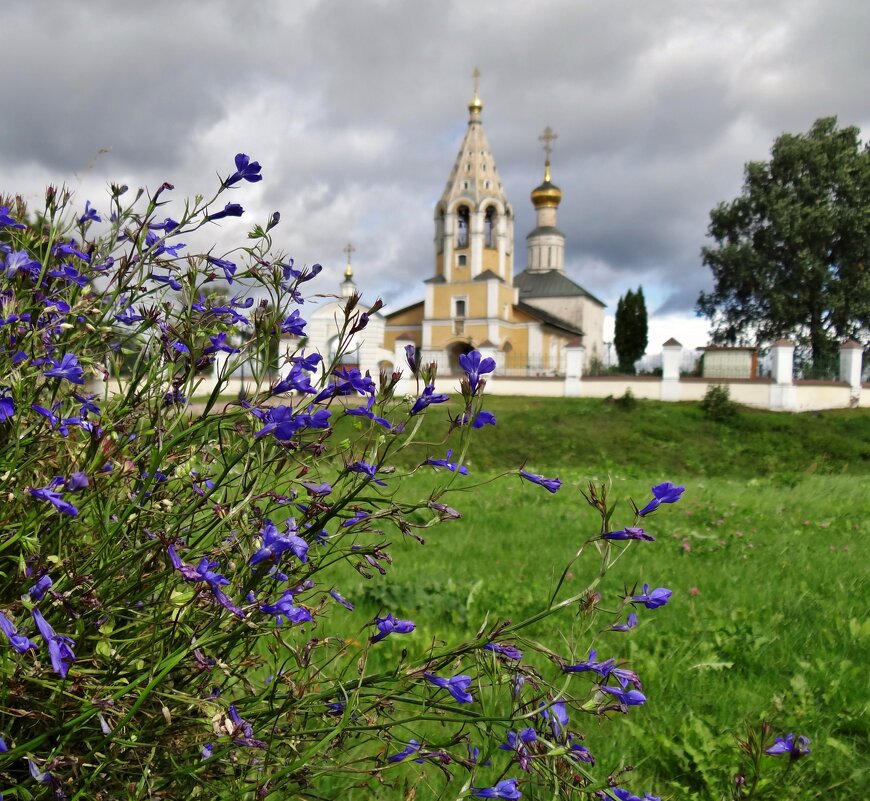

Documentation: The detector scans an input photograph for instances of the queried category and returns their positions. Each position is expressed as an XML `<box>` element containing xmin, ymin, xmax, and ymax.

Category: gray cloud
<box><xmin>2</xmin><ymin>0</ymin><xmax>867</xmax><ymax>345</ymax></box>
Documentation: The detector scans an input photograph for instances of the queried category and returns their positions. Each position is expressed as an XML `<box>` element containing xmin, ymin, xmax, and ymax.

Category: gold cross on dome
<box><xmin>343</xmin><ymin>242</ymin><xmax>356</xmax><ymax>277</ymax></box>
<box><xmin>539</xmin><ymin>126</ymin><xmax>557</xmax><ymax>161</ymax></box>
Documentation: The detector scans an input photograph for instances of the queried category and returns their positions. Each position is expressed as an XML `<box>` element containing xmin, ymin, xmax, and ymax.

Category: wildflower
<box><xmin>370</xmin><ymin>613</ymin><xmax>415</xmax><ymax>643</ymax></box>
<box><xmin>765</xmin><ymin>733</ymin><xmax>811</xmax><ymax>760</ymax></box>
<box><xmin>613</xmin><ymin>789</ymin><xmax>662</xmax><ymax>801</ymax></box>
<box><xmin>471</xmin><ymin>409</ymin><xmax>497</xmax><ymax>428</ymax></box>
<box><xmin>149</xmin><ymin>217</ymin><xmax>180</xmax><ymax>232</ymax></box>
<box><xmin>43</xmin><ymin>353</ymin><xmax>85</xmax><ymax>385</ymax></box>
<box><xmin>31</xmin><ymin>608</ymin><xmax>76</xmax><ymax>678</ymax></box>
<box><xmin>345</xmin><ymin>396</ymin><xmax>392</xmax><ymax>429</ymax></box>
<box><xmin>203</xmin><ymin>332</ymin><xmax>241</xmax><ymax>355</ymax></box>
<box><xmin>540</xmin><ymin>700</ymin><xmax>569</xmax><ymax>737</ymax></box>
<box><xmin>348</xmin><ymin>461</ymin><xmax>387</xmax><ymax>486</ymax></box>
<box><xmin>483</xmin><ymin>642</ymin><xmax>523</xmax><ymax>660</ymax></box>
<box><xmin>29</xmin><ymin>575</ymin><xmax>53</xmax><ymax>601</ymax></box>
<box><xmin>0</xmin><ymin>387</ymin><xmax>14</xmax><ymax>421</ymax></box>
<box><xmin>200</xmin><ymin>743</ymin><xmax>213</xmax><ymax>761</ymax></box>
<box><xmin>145</xmin><ymin>230</ymin><xmax>186</xmax><ymax>258</ymax></box>
<box><xmin>329</xmin><ymin>588</ymin><xmax>355</xmax><ymax>611</ymax></box>
<box><xmin>424</xmin><ymin>449</ymin><xmax>468</xmax><ymax>474</ymax></box>
<box><xmin>519</xmin><ymin>469</ymin><xmax>561</xmax><ymax>494</ymax></box>
<box><xmin>599</xmin><ymin>684</ymin><xmax>647</xmax><ymax>707</ymax></box>
<box><xmin>167</xmin><ymin>547</ymin><xmax>243</xmax><ymax>617</ymax></box>
<box><xmin>611</xmin><ymin>612</ymin><xmax>638</xmax><ymax>632</ymax></box>
<box><xmin>387</xmin><ymin>739</ymin><xmax>421</xmax><ymax>763</ymax></box>
<box><xmin>471</xmin><ymin>778</ymin><xmax>522</xmax><ymax>799</ymax></box>
<box><xmin>603</xmin><ymin>527</ymin><xmax>655</xmax><ymax>542</ymax></box>
<box><xmin>567</xmin><ymin>735</ymin><xmax>595</xmax><ymax>764</ymax></box>
<box><xmin>205</xmin><ymin>255</ymin><xmax>237</xmax><ymax>283</ymax></box>
<box><xmin>227</xmin><ymin>704</ymin><xmax>266</xmax><ymax>748</ymax></box>
<box><xmin>0</xmin><ymin>610</ymin><xmax>38</xmax><ymax>653</ymax></box>
<box><xmin>254</xmin><ymin>404</ymin><xmax>331</xmax><ymax>441</ymax></box>
<box><xmin>303</xmin><ymin>481</ymin><xmax>332</xmax><ymax>496</ymax></box>
<box><xmin>2</xmin><ymin>250</ymin><xmax>40</xmax><ymax>279</ymax></box>
<box><xmin>30</xmin><ymin>478</ymin><xmax>79</xmax><ymax>516</ymax></box>
<box><xmin>280</xmin><ymin>309</ymin><xmax>307</xmax><ymax>336</ymax></box>
<box><xmin>250</xmin><ymin>519</ymin><xmax>309</xmax><ymax>566</ymax></box>
<box><xmin>410</xmin><ymin>384</ymin><xmax>450</xmax><ymax>415</ymax></box>
<box><xmin>562</xmin><ymin>649</ymin><xmax>616</xmax><ymax>676</ymax></box>
<box><xmin>259</xmin><ymin>590</ymin><xmax>312</xmax><ymax>626</ymax></box>
<box><xmin>115</xmin><ymin>304</ymin><xmax>144</xmax><ymax>325</ymax></box>
<box><xmin>27</xmin><ymin>758</ymin><xmax>51</xmax><ymax>784</ymax></box>
<box><xmin>424</xmin><ymin>672</ymin><xmax>474</xmax><ymax>704</ymax></box>
<box><xmin>0</xmin><ymin>205</ymin><xmax>26</xmax><ymax>229</ymax></box>
<box><xmin>206</xmin><ymin>202</ymin><xmax>244</xmax><ymax>221</ymax></box>
<box><xmin>459</xmin><ymin>350</ymin><xmax>496</xmax><ymax>394</ymax></box>
<box><xmin>78</xmin><ymin>200</ymin><xmax>101</xmax><ymax>225</ymax></box>
<box><xmin>638</xmin><ymin>481</ymin><xmax>685</xmax><ymax>516</ymax></box>
<box><xmin>225</xmin><ymin>153</ymin><xmax>263</xmax><ymax>186</ymax></box>
<box><xmin>631</xmin><ymin>584</ymin><xmax>672</xmax><ymax>609</ymax></box>
<box><xmin>405</xmin><ymin>343</ymin><xmax>421</xmax><ymax>374</ymax></box>
<box><xmin>64</xmin><ymin>472</ymin><xmax>89</xmax><ymax>493</ymax></box>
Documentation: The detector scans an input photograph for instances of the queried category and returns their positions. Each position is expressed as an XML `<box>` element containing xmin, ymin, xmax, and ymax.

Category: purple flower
<box><xmin>424</xmin><ymin>449</ymin><xmax>468</xmax><ymax>474</ymax></box>
<box><xmin>303</xmin><ymin>481</ymin><xmax>332</xmax><ymax>496</ymax></box>
<box><xmin>345</xmin><ymin>396</ymin><xmax>393</xmax><ymax>429</ymax></box>
<box><xmin>348</xmin><ymin>461</ymin><xmax>387</xmax><ymax>486</ymax></box>
<box><xmin>145</xmin><ymin>230</ymin><xmax>186</xmax><ymax>258</ymax></box>
<box><xmin>2</xmin><ymin>249</ymin><xmax>41</xmax><ymax>279</ymax></box>
<box><xmin>329</xmin><ymin>588</ymin><xmax>355</xmax><ymax>611</ymax></box>
<box><xmin>387</xmin><ymin>739</ymin><xmax>422</xmax><ymax>763</ymax></box>
<box><xmin>280</xmin><ymin>309</ymin><xmax>307</xmax><ymax>336</ymax></box>
<box><xmin>0</xmin><ymin>387</ymin><xmax>14</xmax><ymax>422</ymax></box>
<box><xmin>410</xmin><ymin>384</ymin><xmax>450</xmax><ymax>415</ymax></box>
<box><xmin>539</xmin><ymin>700</ymin><xmax>569</xmax><ymax>737</ymax></box>
<box><xmin>631</xmin><ymin>584</ymin><xmax>672</xmax><ymax>609</ymax></box>
<box><xmin>424</xmin><ymin>672</ymin><xmax>474</xmax><ymax>704</ymax></box>
<box><xmin>200</xmin><ymin>743</ymin><xmax>214</xmax><ymax>761</ymax></box>
<box><xmin>471</xmin><ymin>778</ymin><xmax>522</xmax><ymax>799</ymax></box>
<box><xmin>613</xmin><ymin>789</ymin><xmax>662</xmax><ymax>801</ymax></box>
<box><xmin>31</xmin><ymin>608</ymin><xmax>76</xmax><ymax>678</ymax></box>
<box><xmin>207</xmin><ymin>202</ymin><xmax>244</xmax><ymax>221</ymax></box>
<box><xmin>638</xmin><ymin>482</ymin><xmax>685</xmax><ymax>516</ymax></box>
<box><xmin>167</xmin><ymin>547</ymin><xmax>243</xmax><ymax>617</ymax></box>
<box><xmin>371</xmin><ymin>613</ymin><xmax>415</xmax><ymax>643</ymax></box>
<box><xmin>483</xmin><ymin>642</ymin><xmax>523</xmax><ymax>660</ymax></box>
<box><xmin>405</xmin><ymin>344</ymin><xmax>421</xmax><ymax>374</ymax></box>
<box><xmin>205</xmin><ymin>255</ymin><xmax>237</xmax><ymax>283</ymax></box>
<box><xmin>225</xmin><ymin>153</ymin><xmax>263</xmax><ymax>187</ymax></box>
<box><xmin>314</xmin><ymin>367</ymin><xmax>376</xmax><ymax>402</ymax></box>
<box><xmin>604</xmin><ymin>527</ymin><xmax>654</xmax><ymax>542</ymax></box>
<box><xmin>64</xmin><ymin>472</ymin><xmax>89</xmax><ymax>493</ymax></box>
<box><xmin>765</xmin><ymin>733</ymin><xmax>811</xmax><ymax>760</ymax></box>
<box><xmin>30</xmin><ymin>479</ymin><xmax>79</xmax><ymax>516</ymax></box>
<box><xmin>250</xmin><ymin>519</ymin><xmax>309</xmax><ymax>566</ymax></box>
<box><xmin>149</xmin><ymin>217</ymin><xmax>180</xmax><ymax>232</ymax></box>
<box><xmin>28</xmin><ymin>758</ymin><xmax>51</xmax><ymax>784</ymax></box>
<box><xmin>0</xmin><ymin>610</ymin><xmax>39</xmax><ymax>653</ymax></box>
<box><xmin>115</xmin><ymin>305</ymin><xmax>144</xmax><ymax>325</ymax></box>
<box><xmin>43</xmin><ymin>353</ymin><xmax>85</xmax><ymax>385</ymax></box>
<box><xmin>254</xmin><ymin>404</ymin><xmax>331</xmax><ymax>441</ymax></box>
<box><xmin>471</xmin><ymin>410</ymin><xmax>497</xmax><ymax>428</ymax></box>
<box><xmin>499</xmin><ymin>728</ymin><xmax>537</xmax><ymax>772</ymax></box>
<box><xmin>259</xmin><ymin>590</ymin><xmax>312</xmax><ymax>626</ymax></box>
<box><xmin>599</xmin><ymin>684</ymin><xmax>646</xmax><ymax>707</ymax></box>
<box><xmin>29</xmin><ymin>575</ymin><xmax>53</xmax><ymax>601</ymax></box>
<box><xmin>611</xmin><ymin>612</ymin><xmax>639</xmax><ymax>632</ymax></box>
<box><xmin>203</xmin><ymin>332</ymin><xmax>241</xmax><ymax>355</ymax></box>
<box><xmin>78</xmin><ymin>200</ymin><xmax>101</xmax><ymax>225</ymax></box>
<box><xmin>519</xmin><ymin>470</ymin><xmax>561</xmax><ymax>494</ymax></box>
<box><xmin>227</xmin><ymin>704</ymin><xmax>266</xmax><ymax>748</ymax></box>
<box><xmin>562</xmin><ymin>649</ymin><xmax>616</xmax><ymax>676</ymax></box>
<box><xmin>0</xmin><ymin>205</ymin><xmax>26</xmax><ymax>229</ymax></box>
<box><xmin>459</xmin><ymin>350</ymin><xmax>497</xmax><ymax>394</ymax></box>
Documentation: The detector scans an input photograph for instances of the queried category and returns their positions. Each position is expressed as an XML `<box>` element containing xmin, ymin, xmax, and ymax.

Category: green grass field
<box><xmin>327</xmin><ymin>399</ymin><xmax>870</xmax><ymax>799</ymax></box>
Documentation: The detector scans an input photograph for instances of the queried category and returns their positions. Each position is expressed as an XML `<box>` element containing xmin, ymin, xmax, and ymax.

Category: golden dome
<box><xmin>468</xmin><ymin>93</ymin><xmax>483</xmax><ymax>115</ymax></box>
<box><xmin>530</xmin><ymin>161</ymin><xmax>562</xmax><ymax>207</ymax></box>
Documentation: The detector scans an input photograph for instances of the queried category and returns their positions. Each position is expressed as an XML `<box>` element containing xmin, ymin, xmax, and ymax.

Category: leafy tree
<box><xmin>697</xmin><ymin>117</ymin><xmax>870</xmax><ymax>369</ymax></box>
<box><xmin>614</xmin><ymin>286</ymin><xmax>648</xmax><ymax>373</ymax></box>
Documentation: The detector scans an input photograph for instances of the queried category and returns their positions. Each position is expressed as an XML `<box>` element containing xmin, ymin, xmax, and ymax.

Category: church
<box><xmin>304</xmin><ymin>81</ymin><xmax>605</xmax><ymax>378</ymax></box>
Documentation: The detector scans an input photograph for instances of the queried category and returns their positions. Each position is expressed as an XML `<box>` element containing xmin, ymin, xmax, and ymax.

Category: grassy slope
<box><xmin>326</xmin><ymin>398</ymin><xmax>870</xmax><ymax>799</ymax></box>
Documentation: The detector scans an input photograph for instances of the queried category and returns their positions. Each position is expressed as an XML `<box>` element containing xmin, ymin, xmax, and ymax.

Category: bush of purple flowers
<box><xmin>0</xmin><ymin>160</ymin><xmax>808</xmax><ymax>800</ymax></box>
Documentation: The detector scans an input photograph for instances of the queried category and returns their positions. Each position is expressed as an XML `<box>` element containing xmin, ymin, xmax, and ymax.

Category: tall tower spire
<box><xmin>434</xmin><ymin>70</ymin><xmax>514</xmax><ymax>283</ymax></box>
<box><xmin>527</xmin><ymin>126</ymin><xmax>565</xmax><ymax>274</ymax></box>
<box><xmin>341</xmin><ymin>242</ymin><xmax>357</xmax><ymax>298</ymax></box>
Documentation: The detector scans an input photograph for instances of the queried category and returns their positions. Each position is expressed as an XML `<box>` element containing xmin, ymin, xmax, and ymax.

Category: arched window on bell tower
<box><xmin>484</xmin><ymin>206</ymin><xmax>496</xmax><ymax>248</ymax></box>
<box><xmin>456</xmin><ymin>206</ymin><xmax>469</xmax><ymax>249</ymax></box>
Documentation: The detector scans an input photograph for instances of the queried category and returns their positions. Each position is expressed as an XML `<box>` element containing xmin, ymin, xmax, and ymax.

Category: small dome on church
<box><xmin>530</xmin><ymin>160</ymin><xmax>562</xmax><ymax>208</ymax></box>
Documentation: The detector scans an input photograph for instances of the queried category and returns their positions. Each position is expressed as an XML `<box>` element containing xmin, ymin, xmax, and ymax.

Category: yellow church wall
<box><xmin>430</xmin><ymin>282</ymin><xmax>490</xmax><ymax>318</ymax></box>
<box><xmin>434</xmin><ymin>252</ymin><xmax>444</xmax><ymax>277</ymax></box>
<box><xmin>481</xmin><ymin>247</ymin><xmax>499</xmax><ymax>274</ymax></box>
<box><xmin>385</xmin><ymin>303</ymin><xmax>424</xmax><ymax>326</ymax></box>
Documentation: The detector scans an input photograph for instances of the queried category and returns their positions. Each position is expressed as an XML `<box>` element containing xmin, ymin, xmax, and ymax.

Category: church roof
<box><xmin>525</xmin><ymin>225</ymin><xmax>565</xmax><ymax>239</ymax></box>
<box><xmin>473</xmin><ymin>269</ymin><xmax>503</xmax><ymax>282</ymax></box>
<box><xmin>515</xmin><ymin>301</ymin><xmax>585</xmax><ymax>337</ymax></box>
<box><xmin>438</xmin><ymin>88</ymin><xmax>510</xmax><ymax>213</ymax></box>
<box><xmin>514</xmin><ymin>268</ymin><xmax>606</xmax><ymax>307</ymax></box>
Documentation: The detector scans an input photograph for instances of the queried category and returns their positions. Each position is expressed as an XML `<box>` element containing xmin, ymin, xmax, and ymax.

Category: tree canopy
<box><xmin>697</xmin><ymin>116</ymin><xmax>870</xmax><ymax>368</ymax></box>
<box><xmin>614</xmin><ymin>286</ymin><xmax>648</xmax><ymax>373</ymax></box>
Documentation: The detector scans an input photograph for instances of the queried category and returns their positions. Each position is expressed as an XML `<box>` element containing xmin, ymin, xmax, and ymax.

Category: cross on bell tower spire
<box><xmin>342</xmin><ymin>242</ymin><xmax>356</xmax><ymax>279</ymax></box>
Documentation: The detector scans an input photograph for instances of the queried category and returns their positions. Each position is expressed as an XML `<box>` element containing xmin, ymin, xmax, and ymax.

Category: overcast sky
<box><xmin>2</xmin><ymin>0</ymin><xmax>868</xmax><ymax>349</ymax></box>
